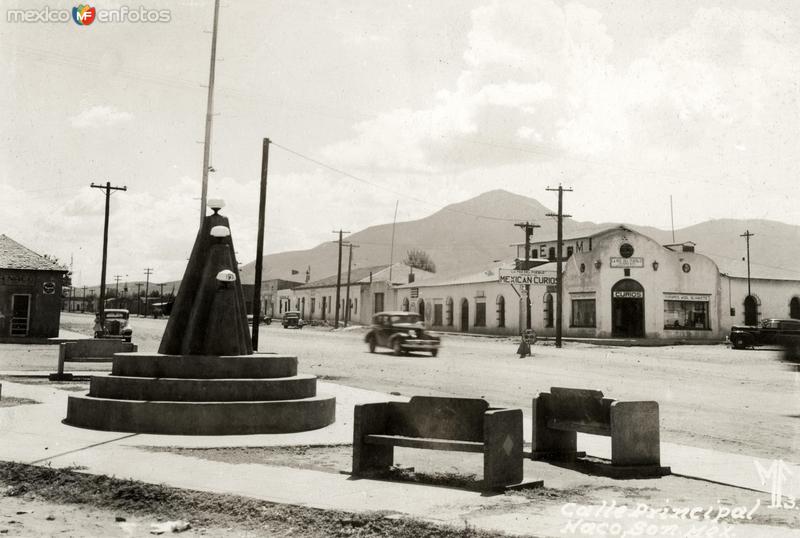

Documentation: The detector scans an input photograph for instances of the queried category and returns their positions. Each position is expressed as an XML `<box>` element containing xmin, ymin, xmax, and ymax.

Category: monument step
<box><xmin>89</xmin><ymin>374</ymin><xmax>319</xmax><ymax>402</ymax></box>
<box><xmin>65</xmin><ymin>394</ymin><xmax>336</xmax><ymax>435</ymax></box>
<box><xmin>111</xmin><ymin>352</ymin><xmax>298</xmax><ymax>379</ymax></box>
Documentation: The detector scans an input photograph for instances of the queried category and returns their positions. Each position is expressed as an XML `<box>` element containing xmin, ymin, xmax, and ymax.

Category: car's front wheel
<box><xmin>732</xmin><ymin>334</ymin><xmax>748</xmax><ymax>349</ymax></box>
<box><xmin>367</xmin><ymin>337</ymin><xmax>376</xmax><ymax>353</ymax></box>
<box><xmin>430</xmin><ymin>349</ymin><xmax>438</xmax><ymax>357</ymax></box>
<box><xmin>392</xmin><ymin>339</ymin><xmax>403</xmax><ymax>356</ymax></box>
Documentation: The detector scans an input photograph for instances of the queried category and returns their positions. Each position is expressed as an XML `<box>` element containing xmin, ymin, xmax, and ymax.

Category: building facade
<box><xmin>0</xmin><ymin>235</ymin><xmax>67</xmax><ymax>339</ymax></box>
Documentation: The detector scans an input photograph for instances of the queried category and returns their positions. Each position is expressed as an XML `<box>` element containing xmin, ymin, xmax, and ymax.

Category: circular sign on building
<box><xmin>619</xmin><ymin>243</ymin><xmax>634</xmax><ymax>258</ymax></box>
<box><xmin>43</xmin><ymin>281</ymin><xmax>56</xmax><ymax>295</ymax></box>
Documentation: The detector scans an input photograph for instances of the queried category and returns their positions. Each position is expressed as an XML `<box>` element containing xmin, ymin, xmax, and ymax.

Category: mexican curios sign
<box><xmin>498</xmin><ymin>269</ymin><xmax>557</xmax><ymax>285</ymax></box>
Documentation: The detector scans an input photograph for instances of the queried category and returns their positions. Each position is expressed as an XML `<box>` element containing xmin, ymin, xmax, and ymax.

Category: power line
<box><xmin>270</xmin><ymin>141</ymin><xmax>523</xmax><ymax>223</ymax></box>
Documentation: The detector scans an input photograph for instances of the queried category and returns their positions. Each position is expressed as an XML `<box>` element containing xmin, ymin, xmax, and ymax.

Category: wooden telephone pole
<box><xmin>514</xmin><ymin>222</ymin><xmax>540</xmax><ymax>330</ymax></box>
<box><xmin>332</xmin><ymin>230</ymin><xmax>350</xmax><ymax>328</ymax></box>
<box><xmin>546</xmin><ymin>184</ymin><xmax>573</xmax><ymax>348</ymax></box>
<box><xmin>90</xmin><ymin>181</ymin><xmax>127</xmax><ymax>326</ymax></box>
<box><xmin>252</xmin><ymin>138</ymin><xmax>270</xmax><ymax>351</ymax></box>
<box><xmin>343</xmin><ymin>243</ymin><xmax>359</xmax><ymax>327</ymax></box>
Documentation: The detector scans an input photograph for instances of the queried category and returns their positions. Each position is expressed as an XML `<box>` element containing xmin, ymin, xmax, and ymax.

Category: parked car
<box><xmin>365</xmin><ymin>311</ymin><xmax>440</xmax><ymax>356</ymax></box>
<box><xmin>101</xmin><ymin>309</ymin><xmax>133</xmax><ymax>342</ymax></box>
<box><xmin>247</xmin><ymin>314</ymin><xmax>273</xmax><ymax>325</ymax></box>
<box><xmin>729</xmin><ymin>318</ymin><xmax>800</xmax><ymax>349</ymax></box>
<box><xmin>282</xmin><ymin>311</ymin><xmax>305</xmax><ymax>329</ymax></box>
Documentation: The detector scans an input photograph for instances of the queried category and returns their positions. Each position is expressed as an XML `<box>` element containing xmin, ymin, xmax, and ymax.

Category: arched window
<box><xmin>418</xmin><ymin>298</ymin><xmax>425</xmax><ymax>321</ymax></box>
<box><xmin>402</xmin><ymin>297</ymin><xmax>409</xmax><ymax>312</ymax></box>
<box><xmin>544</xmin><ymin>293</ymin><xmax>554</xmax><ymax>328</ymax></box>
<box><xmin>496</xmin><ymin>295</ymin><xmax>506</xmax><ymax>328</ymax></box>
<box><xmin>744</xmin><ymin>295</ymin><xmax>758</xmax><ymax>326</ymax></box>
<box><xmin>791</xmin><ymin>297</ymin><xmax>800</xmax><ymax>320</ymax></box>
<box><xmin>445</xmin><ymin>297</ymin><xmax>453</xmax><ymax>326</ymax></box>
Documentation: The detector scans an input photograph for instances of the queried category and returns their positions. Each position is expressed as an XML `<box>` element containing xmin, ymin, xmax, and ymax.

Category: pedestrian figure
<box><xmin>93</xmin><ymin>313</ymin><xmax>105</xmax><ymax>339</ymax></box>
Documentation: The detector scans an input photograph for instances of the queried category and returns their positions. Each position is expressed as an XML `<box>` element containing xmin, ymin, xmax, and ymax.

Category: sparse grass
<box><xmin>0</xmin><ymin>462</ymin><xmax>518</xmax><ymax>537</ymax></box>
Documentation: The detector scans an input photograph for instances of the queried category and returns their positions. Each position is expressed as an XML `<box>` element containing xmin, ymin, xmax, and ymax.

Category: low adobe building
<box><xmin>0</xmin><ymin>234</ymin><xmax>68</xmax><ymax>340</ymax></box>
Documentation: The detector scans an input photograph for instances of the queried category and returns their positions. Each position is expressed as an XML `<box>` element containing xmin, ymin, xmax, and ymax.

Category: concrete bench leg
<box><xmin>352</xmin><ymin>403</ymin><xmax>393</xmax><ymax>476</ymax></box>
<box><xmin>484</xmin><ymin>408</ymin><xmax>523</xmax><ymax>490</ymax></box>
<box><xmin>48</xmin><ymin>343</ymin><xmax>74</xmax><ymax>381</ymax></box>
<box><xmin>611</xmin><ymin>401</ymin><xmax>660</xmax><ymax>466</ymax></box>
<box><xmin>531</xmin><ymin>393</ymin><xmax>577</xmax><ymax>458</ymax></box>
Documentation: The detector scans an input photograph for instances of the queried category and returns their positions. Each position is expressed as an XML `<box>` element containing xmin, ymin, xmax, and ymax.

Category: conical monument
<box><xmin>65</xmin><ymin>204</ymin><xmax>335</xmax><ymax>434</ymax></box>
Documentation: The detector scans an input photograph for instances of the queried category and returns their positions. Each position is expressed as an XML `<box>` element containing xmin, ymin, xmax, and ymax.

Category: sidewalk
<box><xmin>1</xmin><ymin>378</ymin><xmax>798</xmax><ymax>537</ymax></box>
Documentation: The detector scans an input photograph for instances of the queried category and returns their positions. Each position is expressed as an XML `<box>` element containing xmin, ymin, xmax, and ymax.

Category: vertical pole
<box><xmin>546</xmin><ymin>185</ymin><xmax>572</xmax><ymax>349</ymax></box>
<box><xmin>144</xmin><ymin>268</ymin><xmax>153</xmax><ymax>317</ymax></box>
<box><xmin>388</xmin><ymin>200</ymin><xmax>398</xmax><ymax>282</ymax></box>
<box><xmin>98</xmin><ymin>182</ymin><xmax>111</xmax><ymax>325</ymax></box>
<box><xmin>199</xmin><ymin>0</ymin><xmax>221</xmax><ymax>227</ymax></box>
<box><xmin>524</xmin><ymin>225</ymin><xmax>531</xmax><ymax>330</ymax></box>
<box><xmin>555</xmin><ymin>187</ymin><xmax>564</xmax><ymax>348</ymax></box>
<box><xmin>136</xmin><ymin>283</ymin><xmax>142</xmax><ymax>316</ymax></box>
<box><xmin>252</xmin><ymin>138</ymin><xmax>270</xmax><ymax>350</ymax></box>
<box><xmin>344</xmin><ymin>243</ymin><xmax>357</xmax><ymax>326</ymax></box>
<box><xmin>334</xmin><ymin>230</ymin><xmax>343</xmax><ymax>328</ymax></box>
<box><xmin>741</xmin><ymin>230</ymin><xmax>753</xmax><ymax>297</ymax></box>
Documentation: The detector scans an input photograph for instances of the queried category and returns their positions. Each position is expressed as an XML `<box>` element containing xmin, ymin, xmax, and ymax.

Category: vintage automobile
<box><xmin>729</xmin><ymin>318</ymin><xmax>800</xmax><ymax>349</ymax></box>
<box><xmin>365</xmin><ymin>311</ymin><xmax>440</xmax><ymax>356</ymax></box>
<box><xmin>101</xmin><ymin>309</ymin><xmax>133</xmax><ymax>342</ymax></box>
<box><xmin>282</xmin><ymin>311</ymin><xmax>305</xmax><ymax>329</ymax></box>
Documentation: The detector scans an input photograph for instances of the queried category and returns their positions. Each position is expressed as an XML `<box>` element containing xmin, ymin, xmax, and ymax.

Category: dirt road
<box><xmin>52</xmin><ymin>313</ymin><xmax>800</xmax><ymax>461</ymax></box>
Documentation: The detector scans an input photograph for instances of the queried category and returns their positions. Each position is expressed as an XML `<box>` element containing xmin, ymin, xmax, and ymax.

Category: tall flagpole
<box><xmin>199</xmin><ymin>0</ymin><xmax>221</xmax><ymax>226</ymax></box>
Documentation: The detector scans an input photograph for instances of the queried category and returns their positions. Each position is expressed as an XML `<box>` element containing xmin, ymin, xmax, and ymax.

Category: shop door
<box><xmin>460</xmin><ymin>299</ymin><xmax>469</xmax><ymax>332</ymax></box>
<box><xmin>611</xmin><ymin>280</ymin><xmax>644</xmax><ymax>338</ymax></box>
<box><xmin>11</xmin><ymin>294</ymin><xmax>30</xmax><ymax>336</ymax></box>
<box><xmin>744</xmin><ymin>295</ymin><xmax>758</xmax><ymax>326</ymax></box>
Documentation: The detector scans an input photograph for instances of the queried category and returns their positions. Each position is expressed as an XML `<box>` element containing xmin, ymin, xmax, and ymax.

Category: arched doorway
<box><xmin>744</xmin><ymin>295</ymin><xmax>758</xmax><ymax>325</ymax></box>
<box><xmin>544</xmin><ymin>293</ymin><xmax>554</xmax><ymax>328</ymax></box>
<box><xmin>496</xmin><ymin>295</ymin><xmax>505</xmax><ymax>328</ymax></box>
<box><xmin>790</xmin><ymin>297</ymin><xmax>800</xmax><ymax>320</ymax></box>
<box><xmin>401</xmin><ymin>297</ymin><xmax>409</xmax><ymax>312</ymax></box>
<box><xmin>418</xmin><ymin>298</ymin><xmax>425</xmax><ymax>321</ymax></box>
<box><xmin>611</xmin><ymin>279</ymin><xmax>644</xmax><ymax>337</ymax></box>
<box><xmin>460</xmin><ymin>298</ymin><xmax>469</xmax><ymax>332</ymax></box>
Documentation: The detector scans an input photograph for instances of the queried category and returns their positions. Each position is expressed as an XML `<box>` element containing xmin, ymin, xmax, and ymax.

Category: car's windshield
<box><xmin>762</xmin><ymin>319</ymin><xmax>780</xmax><ymax>329</ymax></box>
<box><xmin>390</xmin><ymin>314</ymin><xmax>420</xmax><ymax>324</ymax></box>
<box><xmin>105</xmin><ymin>312</ymin><xmax>127</xmax><ymax>319</ymax></box>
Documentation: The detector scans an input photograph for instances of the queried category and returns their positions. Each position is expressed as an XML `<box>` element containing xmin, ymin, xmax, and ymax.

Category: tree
<box><xmin>404</xmin><ymin>249</ymin><xmax>436</xmax><ymax>273</ymax></box>
<box><xmin>43</xmin><ymin>254</ymin><xmax>72</xmax><ymax>286</ymax></box>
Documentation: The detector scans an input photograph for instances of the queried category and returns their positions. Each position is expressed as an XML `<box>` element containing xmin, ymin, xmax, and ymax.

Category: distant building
<box><xmin>290</xmin><ymin>263</ymin><xmax>432</xmax><ymax>325</ymax></box>
<box><xmin>0</xmin><ymin>234</ymin><xmax>68</xmax><ymax>339</ymax></box>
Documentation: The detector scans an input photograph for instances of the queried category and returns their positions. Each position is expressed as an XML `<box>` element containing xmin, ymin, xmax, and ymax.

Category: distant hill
<box><xmin>240</xmin><ymin>189</ymin><xmax>800</xmax><ymax>284</ymax></box>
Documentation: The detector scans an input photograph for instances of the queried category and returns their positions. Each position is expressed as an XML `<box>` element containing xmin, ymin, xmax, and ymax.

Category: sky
<box><xmin>1</xmin><ymin>0</ymin><xmax>798</xmax><ymax>286</ymax></box>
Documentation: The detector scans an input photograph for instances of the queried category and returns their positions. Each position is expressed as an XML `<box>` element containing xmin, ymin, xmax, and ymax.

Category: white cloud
<box><xmin>70</xmin><ymin>105</ymin><xmax>134</xmax><ymax>129</ymax></box>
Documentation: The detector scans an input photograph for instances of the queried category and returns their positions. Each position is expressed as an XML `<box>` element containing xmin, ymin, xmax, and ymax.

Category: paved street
<box><xmin>35</xmin><ymin>313</ymin><xmax>799</xmax><ymax>462</ymax></box>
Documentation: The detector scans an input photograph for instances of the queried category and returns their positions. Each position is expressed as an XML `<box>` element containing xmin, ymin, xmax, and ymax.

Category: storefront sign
<box><xmin>0</xmin><ymin>273</ymin><xmax>34</xmax><ymax>284</ymax></box>
<box><xmin>663</xmin><ymin>293</ymin><xmax>710</xmax><ymax>302</ymax></box>
<box><xmin>610</xmin><ymin>257</ymin><xmax>644</xmax><ymax>268</ymax></box>
<box><xmin>498</xmin><ymin>269</ymin><xmax>557</xmax><ymax>285</ymax></box>
<box><xmin>42</xmin><ymin>281</ymin><xmax>56</xmax><ymax>295</ymax></box>
<box><xmin>612</xmin><ymin>290</ymin><xmax>644</xmax><ymax>299</ymax></box>
<box><xmin>570</xmin><ymin>292</ymin><xmax>596</xmax><ymax>300</ymax></box>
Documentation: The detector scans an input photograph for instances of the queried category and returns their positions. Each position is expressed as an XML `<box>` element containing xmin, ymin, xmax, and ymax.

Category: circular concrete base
<box><xmin>65</xmin><ymin>394</ymin><xmax>336</xmax><ymax>435</ymax></box>
<box><xmin>89</xmin><ymin>374</ymin><xmax>319</xmax><ymax>402</ymax></box>
<box><xmin>111</xmin><ymin>352</ymin><xmax>298</xmax><ymax>379</ymax></box>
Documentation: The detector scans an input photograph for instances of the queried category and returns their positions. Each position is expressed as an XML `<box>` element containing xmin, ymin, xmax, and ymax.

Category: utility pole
<box><xmin>344</xmin><ymin>243</ymin><xmax>359</xmax><ymax>327</ymax></box>
<box><xmin>514</xmin><ymin>222</ymin><xmax>541</xmax><ymax>330</ymax></box>
<box><xmin>91</xmin><ymin>182</ymin><xmax>127</xmax><ymax>326</ymax></box>
<box><xmin>144</xmin><ymin>268</ymin><xmax>153</xmax><ymax>317</ymax></box>
<box><xmin>740</xmin><ymin>230</ymin><xmax>754</xmax><ymax>297</ymax></box>
<box><xmin>136</xmin><ymin>283</ymin><xmax>142</xmax><ymax>316</ymax></box>
<box><xmin>546</xmin><ymin>184</ymin><xmax>573</xmax><ymax>349</ymax></box>
<box><xmin>332</xmin><ymin>229</ymin><xmax>350</xmax><ymax>328</ymax></box>
<box><xmin>199</xmin><ymin>0</ymin><xmax>221</xmax><ymax>227</ymax></box>
<box><xmin>388</xmin><ymin>200</ymin><xmax>398</xmax><ymax>282</ymax></box>
<box><xmin>252</xmin><ymin>138</ymin><xmax>270</xmax><ymax>351</ymax></box>
<box><xmin>82</xmin><ymin>286</ymin><xmax>87</xmax><ymax>313</ymax></box>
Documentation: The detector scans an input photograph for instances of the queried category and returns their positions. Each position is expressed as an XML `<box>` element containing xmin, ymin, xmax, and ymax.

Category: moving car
<box><xmin>729</xmin><ymin>318</ymin><xmax>800</xmax><ymax>349</ymax></box>
<box><xmin>282</xmin><ymin>311</ymin><xmax>305</xmax><ymax>329</ymax></box>
<box><xmin>102</xmin><ymin>309</ymin><xmax>133</xmax><ymax>342</ymax></box>
<box><xmin>365</xmin><ymin>311</ymin><xmax>440</xmax><ymax>356</ymax></box>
